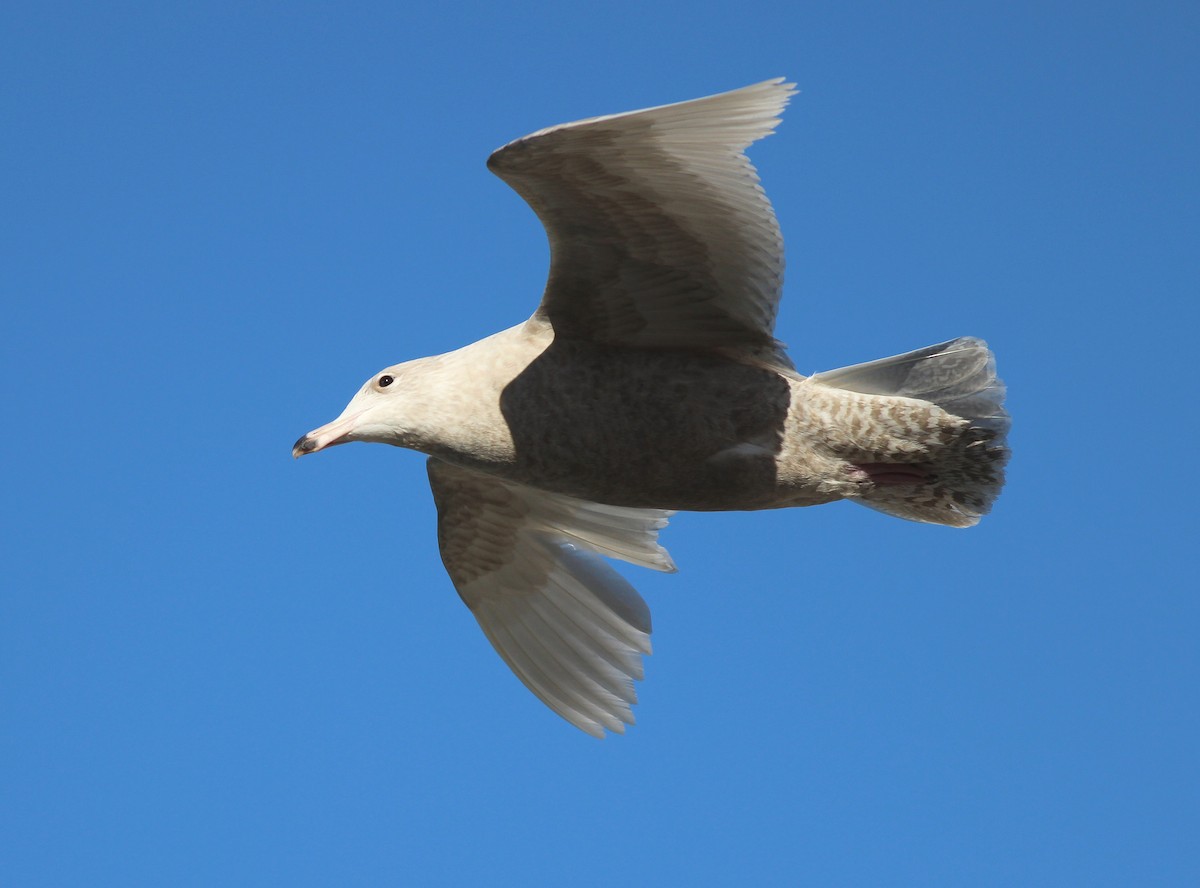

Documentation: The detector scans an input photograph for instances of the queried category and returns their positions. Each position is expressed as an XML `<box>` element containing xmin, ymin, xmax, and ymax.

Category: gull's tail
<box><xmin>814</xmin><ymin>337</ymin><xmax>1011</xmax><ymax>527</ymax></box>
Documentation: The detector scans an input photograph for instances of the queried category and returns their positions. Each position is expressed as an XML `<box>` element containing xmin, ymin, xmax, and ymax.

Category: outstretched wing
<box><xmin>488</xmin><ymin>78</ymin><xmax>796</xmax><ymax>362</ymax></box>
<box><xmin>427</xmin><ymin>459</ymin><xmax>676</xmax><ymax>737</ymax></box>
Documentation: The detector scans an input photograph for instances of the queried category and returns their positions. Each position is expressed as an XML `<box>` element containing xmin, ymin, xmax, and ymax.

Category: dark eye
<box><xmin>378</xmin><ymin>375</ymin><xmax>394</xmax><ymax>388</ymax></box>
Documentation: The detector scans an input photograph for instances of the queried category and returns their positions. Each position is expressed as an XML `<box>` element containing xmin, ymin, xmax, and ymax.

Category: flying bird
<box><xmin>293</xmin><ymin>79</ymin><xmax>1010</xmax><ymax>737</ymax></box>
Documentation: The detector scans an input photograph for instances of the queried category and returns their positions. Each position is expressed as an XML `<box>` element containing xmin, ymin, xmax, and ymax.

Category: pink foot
<box><xmin>851</xmin><ymin>462</ymin><xmax>931</xmax><ymax>486</ymax></box>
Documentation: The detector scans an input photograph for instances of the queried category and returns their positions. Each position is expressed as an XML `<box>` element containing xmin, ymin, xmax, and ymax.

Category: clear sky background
<box><xmin>3</xmin><ymin>2</ymin><xmax>1198</xmax><ymax>886</ymax></box>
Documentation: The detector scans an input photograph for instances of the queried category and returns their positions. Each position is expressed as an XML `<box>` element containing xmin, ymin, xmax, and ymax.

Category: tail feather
<box><xmin>815</xmin><ymin>338</ymin><xmax>1010</xmax><ymax>527</ymax></box>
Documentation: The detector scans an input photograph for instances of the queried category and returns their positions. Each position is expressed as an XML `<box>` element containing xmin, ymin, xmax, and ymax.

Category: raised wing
<box><xmin>488</xmin><ymin>78</ymin><xmax>796</xmax><ymax>360</ymax></box>
<box><xmin>427</xmin><ymin>459</ymin><xmax>676</xmax><ymax>737</ymax></box>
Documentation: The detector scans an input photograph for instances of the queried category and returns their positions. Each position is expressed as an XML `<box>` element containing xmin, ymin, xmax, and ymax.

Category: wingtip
<box><xmin>748</xmin><ymin>76</ymin><xmax>799</xmax><ymax>102</ymax></box>
<box><xmin>764</xmin><ymin>75</ymin><xmax>798</xmax><ymax>92</ymax></box>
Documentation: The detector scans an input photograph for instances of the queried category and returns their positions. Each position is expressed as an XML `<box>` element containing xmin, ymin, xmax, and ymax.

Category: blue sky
<box><xmin>3</xmin><ymin>2</ymin><xmax>1198</xmax><ymax>885</ymax></box>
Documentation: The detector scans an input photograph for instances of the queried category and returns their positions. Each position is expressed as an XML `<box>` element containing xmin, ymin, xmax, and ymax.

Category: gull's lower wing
<box><xmin>427</xmin><ymin>459</ymin><xmax>676</xmax><ymax>737</ymax></box>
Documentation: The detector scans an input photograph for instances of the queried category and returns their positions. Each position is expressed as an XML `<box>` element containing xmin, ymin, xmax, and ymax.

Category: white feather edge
<box><xmin>514</xmin><ymin>486</ymin><xmax>678</xmax><ymax>574</ymax></box>
<box><xmin>493</xmin><ymin>78</ymin><xmax>797</xmax><ymax>154</ymax></box>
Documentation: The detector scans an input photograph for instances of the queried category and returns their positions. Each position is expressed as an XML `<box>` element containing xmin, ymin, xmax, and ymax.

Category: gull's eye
<box><xmin>378</xmin><ymin>375</ymin><xmax>394</xmax><ymax>388</ymax></box>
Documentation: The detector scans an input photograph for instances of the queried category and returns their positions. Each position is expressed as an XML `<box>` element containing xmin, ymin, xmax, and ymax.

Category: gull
<box><xmin>293</xmin><ymin>79</ymin><xmax>1010</xmax><ymax>737</ymax></box>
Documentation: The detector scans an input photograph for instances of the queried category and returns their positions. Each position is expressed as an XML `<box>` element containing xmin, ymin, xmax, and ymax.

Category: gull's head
<box><xmin>292</xmin><ymin>365</ymin><xmax>411</xmax><ymax>458</ymax></box>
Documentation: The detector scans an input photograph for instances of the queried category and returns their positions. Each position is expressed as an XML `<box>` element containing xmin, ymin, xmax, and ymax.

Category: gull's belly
<box><xmin>475</xmin><ymin>342</ymin><xmax>830</xmax><ymax>511</ymax></box>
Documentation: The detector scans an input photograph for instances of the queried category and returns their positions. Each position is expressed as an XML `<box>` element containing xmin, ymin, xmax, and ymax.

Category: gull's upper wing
<box><xmin>488</xmin><ymin>78</ymin><xmax>796</xmax><ymax>362</ymax></box>
<box><xmin>427</xmin><ymin>459</ymin><xmax>676</xmax><ymax>737</ymax></box>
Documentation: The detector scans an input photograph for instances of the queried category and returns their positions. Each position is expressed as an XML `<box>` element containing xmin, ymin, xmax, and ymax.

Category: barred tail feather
<box><xmin>815</xmin><ymin>338</ymin><xmax>1011</xmax><ymax>527</ymax></box>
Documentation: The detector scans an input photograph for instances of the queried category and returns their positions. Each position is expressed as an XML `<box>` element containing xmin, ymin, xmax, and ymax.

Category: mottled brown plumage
<box><xmin>294</xmin><ymin>79</ymin><xmax>1010</xmax><ymax>736</ymax></box>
